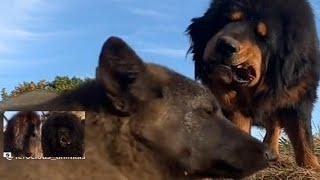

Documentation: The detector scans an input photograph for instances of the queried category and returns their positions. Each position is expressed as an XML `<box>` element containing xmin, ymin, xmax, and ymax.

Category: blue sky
<box><xmin>0</xmin><ymin>0</ymin><xmax>320</xmax><ymax>134</ymax></box>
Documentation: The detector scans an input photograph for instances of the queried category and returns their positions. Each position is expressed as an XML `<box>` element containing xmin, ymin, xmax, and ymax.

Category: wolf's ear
<box><xmin>96</xmin><ymin>37</ymin><xmax>145</xmax><ymax>114</ymax></box>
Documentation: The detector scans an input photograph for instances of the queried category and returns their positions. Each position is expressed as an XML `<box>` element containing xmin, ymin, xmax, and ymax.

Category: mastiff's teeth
<box><xmin>236</xmin><ymin>65</ymin><xmax>243</xmax><ymax>69</ymax></box>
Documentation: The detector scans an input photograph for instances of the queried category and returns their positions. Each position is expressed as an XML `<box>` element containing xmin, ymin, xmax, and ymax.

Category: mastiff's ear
<box><xmin>187</xmin><ymin>0</ymin><xmax>235</xmax><ymax>81</ymax></box>
<box><xmin>96</xmin><ymin>37</ymin><xmax>145</xmax><ymax>114</ymax></box>
<box><xmin>187</xmin><ymin>2</ymin><xmax>224</xmax><ymax>81</ymax></box>
<box><xmin>187</xmin><ymin>16</ymin><xmax>213</xmax><ymax>80</ymax></box>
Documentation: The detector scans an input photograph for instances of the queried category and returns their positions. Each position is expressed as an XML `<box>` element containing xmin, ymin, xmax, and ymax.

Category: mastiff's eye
<box><xmin>230</xmin><ymin>11</ymin><xmax>243</xmax><ymax>21</ymax></box>
<box><xmin>257</xmin><ymin>22</ymin><xmax>268</xmax><ymax>37</ymax></box>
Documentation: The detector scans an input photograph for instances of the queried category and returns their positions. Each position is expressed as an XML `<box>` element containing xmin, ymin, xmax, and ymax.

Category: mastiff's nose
<box><xmin>216</xmin><ymin>36</ymin><xmax>239</xmax><ymax>58</ymax></box>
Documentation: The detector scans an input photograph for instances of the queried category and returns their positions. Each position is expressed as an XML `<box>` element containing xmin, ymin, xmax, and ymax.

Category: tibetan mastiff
<box><xmin>187</xmin><ymin>0</ymin><xmax>320</xmax><ymax>168</ymax></box>
<box><xmin>4</xmin><ymin>111</ymin><xmax>42</xmax><ymax>157</ymax></box>
<box><xmin>41</xmin><ymin>112</ymin><xmax>84</xmax><ymax>157</ymax></box>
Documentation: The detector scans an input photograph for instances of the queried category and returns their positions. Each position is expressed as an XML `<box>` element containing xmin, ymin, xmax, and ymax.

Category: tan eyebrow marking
<box><xmin>230</xmin><ymin>11</ymin><xmax>243</xmax><ymax>21</ymax></box>
<box><xmin>257</xmin><ymin>22</ymin><xmax>267</xmax><ymax>37</ymax></box>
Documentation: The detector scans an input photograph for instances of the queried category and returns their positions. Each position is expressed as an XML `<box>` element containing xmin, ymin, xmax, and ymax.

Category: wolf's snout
<box><xmin>264</xmin><ymin>148</ymin><xmax>277</xmax><ymax>161</ymax></box>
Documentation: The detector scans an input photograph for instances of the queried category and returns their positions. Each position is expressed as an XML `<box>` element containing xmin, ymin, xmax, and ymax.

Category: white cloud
<box><xmin>0</xmin><ymin>0</ymin><xmax>61</xmax><ymax>55</ymax></box>
<box><xmin>109</xmin><ymin>0</ymin><xmax>134</xmax><ymax>2</ymax></box>
<box><xmin>0</xmin><ymin>59</ymin><xmax>51</xmax><ymax>74</ymax></box>
<box><xmin>139</xmin><ymin>48</ymin><xmax>186</xmax><ymax>58</ymax></box>
<box><xmin>0</xmin><ymin>59</ymin><xmax>46</xmax><ymax>66</ymax></box>
<box><xmin>0</xmin><ymin>43</ymin><xmax>12</xmax><ymax>54</ymax></box>
<box><xmin>129</xmin><ymin>8</ymin><xmax>169</xmax><ymax>18</ymax></box>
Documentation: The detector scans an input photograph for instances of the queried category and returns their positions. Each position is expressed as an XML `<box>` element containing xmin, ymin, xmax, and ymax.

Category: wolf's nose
<box><xmin>264</xmin><ymin>148</ymin><xmax>277</xmax><ymax>161</ymax></box>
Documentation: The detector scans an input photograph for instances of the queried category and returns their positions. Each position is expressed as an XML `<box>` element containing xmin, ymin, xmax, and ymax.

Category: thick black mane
<box><xmin>187</xmin><ymin>0</ymin><xmax>320</xmax><ymax>111</ymax></box>
<box><xmin>41</xmin><ymin>112</ymin><xmax>84</xmax><ymax>157</ymax></box>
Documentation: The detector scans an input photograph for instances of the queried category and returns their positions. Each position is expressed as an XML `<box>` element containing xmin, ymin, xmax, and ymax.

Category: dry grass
<box><xmin>212</xmin><ymin>137</ymin><xmax>320</xmax><ymax>180</ymax></box>
<box><xmin>245</xmin><ymin>137</ymin><xmax>320</xmax><ymax>180</ymax></box>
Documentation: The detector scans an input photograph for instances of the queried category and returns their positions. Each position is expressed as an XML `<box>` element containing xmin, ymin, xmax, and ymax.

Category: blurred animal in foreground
<box><xmin>0</xmin><ymin>37</ymin><xmax>276</xmax><ymax>179</ymax></box>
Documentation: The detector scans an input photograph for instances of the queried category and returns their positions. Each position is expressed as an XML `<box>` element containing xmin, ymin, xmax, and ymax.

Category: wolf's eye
<box><xmin>197</xmin><ymin>107</ymin><xmax>214</xmax><ymax>116</ymax></box>
<box><xmin>153</xmin><ymin>88</ymin><xmax>164</xmax><ymax>99</ymax></box>
<box><xmin>204</xmin><ymin>109</ymin><xmax>213</xmax><ymax>115</ymax></box>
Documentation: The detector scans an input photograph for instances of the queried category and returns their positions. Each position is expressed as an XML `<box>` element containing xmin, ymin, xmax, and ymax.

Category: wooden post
<box><xmin>1</xmin><ymin>111</ymin><xmax>4</xmax><ymax>149</ymax></box>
